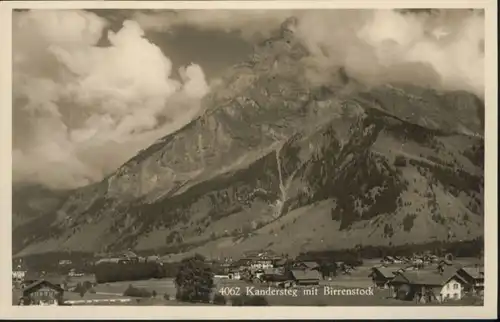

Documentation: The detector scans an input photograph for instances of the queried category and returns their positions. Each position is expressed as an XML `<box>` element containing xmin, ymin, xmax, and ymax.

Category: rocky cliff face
<box><xmin>13</xmin><ymin>21</ymin><xmax>484</xmax><ymax>258</ymax></box>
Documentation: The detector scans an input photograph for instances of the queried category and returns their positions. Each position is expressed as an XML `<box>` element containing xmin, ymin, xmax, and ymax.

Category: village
<box><xmin>11</xmin><ymin>250</ymin><xmax>484</xmax><ymax>306</ymax></box>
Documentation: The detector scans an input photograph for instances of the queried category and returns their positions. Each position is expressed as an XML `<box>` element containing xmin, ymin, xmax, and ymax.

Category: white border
<box><xmin>0</xmin><ymin>1</ymin><xmax>497</xmax><ymax>319</ymax></box>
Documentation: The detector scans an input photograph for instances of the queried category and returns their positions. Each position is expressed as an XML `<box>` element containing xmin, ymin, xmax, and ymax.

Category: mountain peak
<box><xmin>280</xmin><ymin>16</ymin><xmax>299</xmax><ymax>38</ymax></box>
<box><xmin>12</xmin><ymin>17</ymin><xmax>484</xmax><ymax>257</ymax></box>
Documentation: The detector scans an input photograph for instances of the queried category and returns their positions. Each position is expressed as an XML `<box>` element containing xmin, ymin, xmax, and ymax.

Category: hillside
<box><xmin>12</xmin><ymin>19</ymin><xmax>484</xmax><ymax>259</ymax></box>
<box><xmin>12</xmin><ymin>184</ymin><xmax>70</xmax><ymax>229</ymax></box>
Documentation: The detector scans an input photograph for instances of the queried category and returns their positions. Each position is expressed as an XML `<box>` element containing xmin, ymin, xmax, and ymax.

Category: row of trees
<box><xmin>299</xmin><ymin>238</ymin><xmax>484</xmax><ymax>262</ymax></box>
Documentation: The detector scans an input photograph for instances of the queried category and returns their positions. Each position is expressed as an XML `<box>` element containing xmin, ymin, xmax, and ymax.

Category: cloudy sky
<box><xmin>12</xmin><ymin>9</ymin><xmax>485</xmax><ymax>190</ymax></box>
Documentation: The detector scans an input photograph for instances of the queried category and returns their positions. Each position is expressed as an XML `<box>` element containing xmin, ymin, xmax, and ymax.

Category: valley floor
<box><xmin>12</xmin><ymin>258</ymin><xmax>483</xmax><ymax>307</ymax></box>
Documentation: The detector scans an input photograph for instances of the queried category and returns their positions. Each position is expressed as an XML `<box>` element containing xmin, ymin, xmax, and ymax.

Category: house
<box><xmin>456</xmin><ymin>266</ymin><xmax>484</xmax><ymax>295</ymax></box>
<box><xmin>399</xmin><ymin>256</ymin><xmax>411</xmax><ymax>263</ymax></box>
<box><xmin>227</xmin><ymin>269</ymin><xmax>241</xmax><ymax>280</ymax></box>
<box><xmin>19</xmin><ymin>280</ymin><xmax>64</xmax><ymax>306</ymax></box>
<box><xmin>273</xmin><ymin>258</ymin><xmax>288</xmax><ymax>268</ymax></box>
<box><xmin>369</xmin><ymin>266</ymin><xmax>396</xmax><ymax>288</ymax></box>
<box><xmin>392</xmin><ymin>256</ymin><xmax>403</xmax><ymax>264</ymax></box>
<box><xmin>428</xmin><ymin>255</ymin><xmax>439</xmax><ymax>263</ymax></box>
<box><xmin>58</xmin><ymin>259</ymin><xmax>72</xmax><ymax>266</ymax></box>
<box><xmin>238</xmin><ymin>252</ymin><xmax>275</xmax><ymax>270</ymax></box>
<box><xmin>12</xmin><ymin>270</ymin><xmax>27</xmax><ymax>282</ymax></box>
<box><xmin>68</xmin><ymin>269</ymin><xmax>84</xmax><ymax>277</ymax></box>
<box><xmin>249</xmin><ymin>258</ymin><xmax>273</xmax><ymax>270</ymax></box>
<box><xmin>381</xmin><ymin>256</ymin><xmax>395</xmax><ymax>264</ymax></box>
<box><xmin>293</xmin><ymin>261</ymin><xmax>320</xmax><ymax>271</ymax></box>
<box><xmin>288</xmin><ymin>269</ymin><xmax>322</xmax><ymax>286</ymax></box>
<box><xmin>23</xmin><ymin>272</ymin><xmax>67</xmax><ymax>290</ymax></box>
<box><xmin>389</xmin><ymin>268</ymin><xmax>468</xmax><ymax>303</ymax></box>
<box><xmin>412</xmin><ymin>258</ymin><xmax>425</xmax><ymax>268</ymax></box>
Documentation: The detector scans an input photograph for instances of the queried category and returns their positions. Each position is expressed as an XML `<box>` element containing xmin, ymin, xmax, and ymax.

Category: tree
<box><xmin>82</xmin><ymin>280</ymin><xmax>92</xmax><ymax>290</ymax></box>
<box><xmin>76</xmin><ymin>283</ymin><xmax>86</xmax><ymax>298</ymax></box>
<box><xmin>175</xmin><ymin>254</ymin><xmax>214</xmax><ymax>303</ymax></box>
<box><xmin>123</xmin><ymin>284</ymin><xmax>152</xmax><ymax>298</ymax></box>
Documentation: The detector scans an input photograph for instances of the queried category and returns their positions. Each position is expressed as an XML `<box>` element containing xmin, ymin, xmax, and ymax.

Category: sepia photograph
<box><xmin>1</xmin><ymin>0</ymin><xmax>497</xmax><ymax>319</ymax></box>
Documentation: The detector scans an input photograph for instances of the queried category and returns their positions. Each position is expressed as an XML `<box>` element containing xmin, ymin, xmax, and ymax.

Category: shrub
<box><xmin>123</xmin><ymin>284</ymin><xmax>153</xmax><ymax>298</ymax></box>
<box><xmin>82</xmin><ymin>280</ymin><xmax>93</xmax><ymax>290</ymax></box>
<box><xmin>394</xmin><ymin>155</ymin><xmax>407</xmax><ymax>167</ymax></box>
<box><xmin>213</xmin><ymin>293</ymin><xmax>227</xmax><ymax>305</ymax></box>
<box><xmin>403</xmin><ymin>214</ymin><xmax>417</xmax><ymax>232</ymax></box>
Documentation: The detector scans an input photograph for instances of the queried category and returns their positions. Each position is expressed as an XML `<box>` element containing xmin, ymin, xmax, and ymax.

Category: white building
<box><xmin>440</xmin><ymin>276</ymin><xmax>463</xmax><ymax>301</ymax></box>
<box><xmin>228</xmin><ymin>270</ymin><xmax>241</xmax><ymax>280</ymax></box>
<box><xmin>12</xmin><ymin>270</ymin><xmax>26</xmax><ymax>281</ymax></box>
<box><xmin>250</xmin><ymin>259</ymin><xmax>273</xmax><ymax>270</ymax></box>
<box><xmin>390</xmin><ymin>269</ymin><xmax>468</xmax><ymax>303</ymax></box>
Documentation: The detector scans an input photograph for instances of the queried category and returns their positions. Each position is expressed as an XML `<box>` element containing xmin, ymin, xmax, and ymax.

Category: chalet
<box><xmin>12</xmin><ymin>270</ymin><xmax>27</xmax><ymax>282</ymax></box>
<box><xmin>288</xmin><ymin>269</ymin><xmax>322</xmax><ymax>286</ymax></box>
<box><xmin>369</xmin><ymin>267</ymin><xmax>396</xmax><ymax>288</ymax></box>
<box><xmin>23</xmin><ymin>272</ymin><xmax>67</xmax><ymax>290</ymax></box>
<box><xmin>227</xmin><ymin>269</ymin><xmax>241</xmax><ymax>280</ymax></box>
<box><xmin>68</xmin><ymin>269</ymin><xmax>84</xmax><ymax>277</ymax></box>
<box><xmin>293</xmin><ymin>261</ymin><xmax>320</xmax><ymax>271</ymax></box>
<box><xmin>58</xmin><ymin>259</ymin><xmax>72</xmax><ymax>266</ymax></box>
<box><xmin>19</xmin><ymin>280</ymin><xmax>64</xmax><ymax>306</ymax></box>
<box><xmin>381</xmin><ymin>256</ymin><xmax>395</xmax><ymax>264</ymax></box>
<box><xmin>411</xmin><ymin>258</ymin><xmax>425</xmax><ymax>269</ymax></box>
<box><xmin>456</xmin><ymin>266</ymin><xmax>484</xmax><ymax>295</ymax></box>
<box><xmin>389</xmin><ymin>268</ymin><xmax>468</xmax><ymax>303</ymax></box>
<box><xmin>399</xmin><ymin>256</ymin><xmax>411</xmax><ymax>263</ymax></box>
<box><xmin>237</xmin><ymin>252</ymin><xmax>276</xmax><ymax>270</ymax></box>
<box><xmin>392</xmin><ymin>256</ymin><xmax>404</xmax><ymax>264</ymax></box>
<box><xmin>273</xmin><ymin>258</ymin><xmax>288</xmax><ymax>268</ymax></box>
<box><xmin>428</xmin><ymin>255</ymin><xmax>439</xmax><ymax>263</ymax></box>
<box><xmin>249</xmin><ymin>258</ymin><xmax>273</xmax><ymax>270</ymax></box>
<box><xmin>261</xmin><ymin>273</ymin><xmax>289</xmax><ymax>286</ymax></box>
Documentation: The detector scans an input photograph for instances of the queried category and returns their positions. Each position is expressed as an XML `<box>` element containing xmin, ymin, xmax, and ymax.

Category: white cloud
<box><xmin>293</xmin><ymin>9</ymin><xmax>484</xmax><ymax>96</ymax></box>
<box><xmin>134</xmin><ymin>9</ymin><xmax>484</xmax><ymax>97</ymax></box>
<box><xmin>13</xmin><ymin>10</ymin><xmax>209</xmax><ymax>189</ymax></box>
<box><xmin>12</xmin><ymin>9</ymin><xmax>484</xmax><ymax>189</ymax></box>
<box><xmin>132</xmin><ymin>9</ymin><xmax>294</xmax><ymax>40</ymax></box>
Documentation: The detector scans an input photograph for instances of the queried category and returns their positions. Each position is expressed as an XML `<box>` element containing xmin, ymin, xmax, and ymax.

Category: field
<box><xmin>12</xmin><ymin>257</ymin><xmax>483</xmax><ymax>306</ymax></box>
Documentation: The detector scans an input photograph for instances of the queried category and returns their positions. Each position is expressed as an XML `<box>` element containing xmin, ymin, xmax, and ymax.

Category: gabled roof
<box><xmin>95</xmin><ymin>258</ymin><xmax>122</xmax><ymax>264</ymax></box>
<box><xmin>298</xmin><ymin>261</ymin><xmax>320</xmax><ymax>269</ymax></box>
<box><xmin>438</xmin><ymin>259</ymin><xmax>453</xmax><ymax>266</ymax></box>
<box><xmin>274</xmin><ymin>260</ymin><xmax>287</xmax><ymax>267</ymax></box>
<box><xmin>122</xmin><ymin>250</ymin><xmax>138</xmax><ymax>258</ymax></box>
<box><xmin>290</xmin><ymin>269</ymin><xmax>322</xmax><ymax>280</ymax></box>
<box><xmin>263</xmin><ymin>268</ymin><xmax>276</xmax><ymax>275</ymax></box>
<box><xmin>22</xmin><ymin>279</ymin><xmax>64</xmax><ymax>293</ymax></box>
<box><xmin>460</xmin><ymin>266</ymin><xmax>484</xmax><ymax>279</ymax></box>
<box><xmin>371</xmin><ymin>267</ymin><xmax>396</xmax><ymax>279</ymax></box>
<box><xmin>392</xmin><ymin>268</ymin><xmax>466</xmax><ymax>286</ymax></box>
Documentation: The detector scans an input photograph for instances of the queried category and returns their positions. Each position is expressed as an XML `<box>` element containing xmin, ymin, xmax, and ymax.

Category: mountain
<box><xmin>12</xmin><ymin>184</ymin><xmax>70</xmax><ymax>229</ymax></box>
<box><xmin>12</xmin><ymin>19</ymin><xmax>484</xmax><ymax>259</ymax></box>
